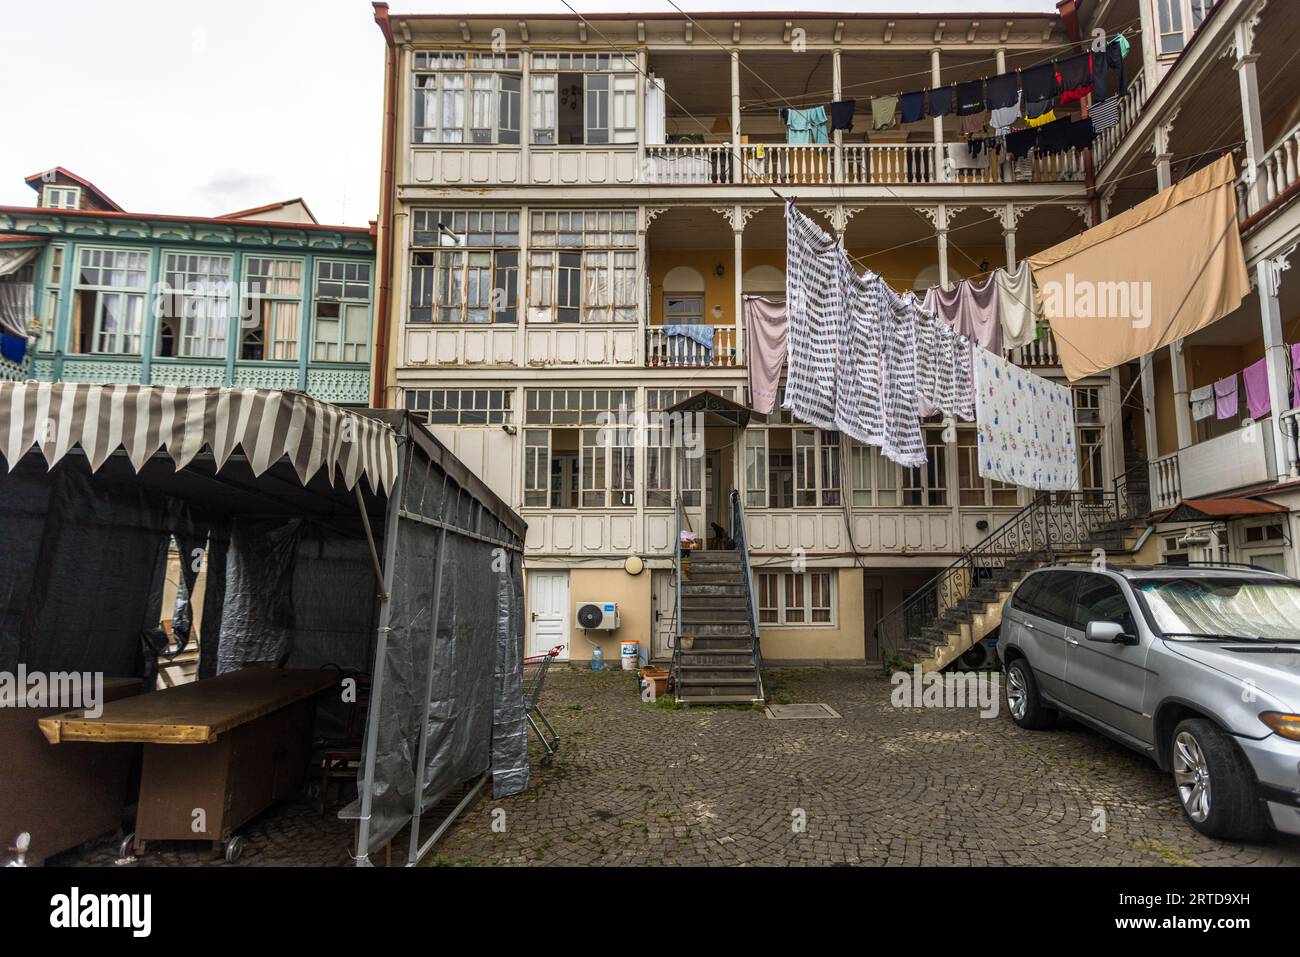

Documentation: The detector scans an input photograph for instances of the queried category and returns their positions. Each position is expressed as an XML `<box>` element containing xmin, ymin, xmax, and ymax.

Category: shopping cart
<box><xmin>523</xmin><ymin>644</ymin><xmax>564</xmax><ymax>765</ymax></box>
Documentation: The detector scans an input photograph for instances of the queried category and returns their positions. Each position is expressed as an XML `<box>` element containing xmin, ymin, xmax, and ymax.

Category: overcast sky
<box><xmin>0</xmin><ymin>0</ymin><xmax>1056</xmax><ymax>226</ymax></box>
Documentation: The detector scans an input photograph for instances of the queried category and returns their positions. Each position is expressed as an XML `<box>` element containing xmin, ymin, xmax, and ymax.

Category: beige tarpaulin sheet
<box><xmin>1028</xmin><ymin>154</ymin><xmax>1250</xmax><ymax>381</ymax></box>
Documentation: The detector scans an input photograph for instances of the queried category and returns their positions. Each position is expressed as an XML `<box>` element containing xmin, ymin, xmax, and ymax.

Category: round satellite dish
<box><xmin>624</xmin><ymin>555</ymin><xmax>644</xmax><ymax>576</ymax></box>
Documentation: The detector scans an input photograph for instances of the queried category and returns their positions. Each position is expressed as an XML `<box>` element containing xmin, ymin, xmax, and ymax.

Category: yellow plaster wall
<box><xmin>566</xmin><ymin>567</ymin><xmax>653</xmax><ymax>665</ymax></box>
<box><xmin>647</xmin><ymin>245</ymin><xmax>1008</xmax><ymax>328</ymax></box>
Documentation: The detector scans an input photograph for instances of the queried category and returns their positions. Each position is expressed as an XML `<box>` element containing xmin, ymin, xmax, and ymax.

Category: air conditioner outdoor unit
<box><xmin>575</xmin><ymin>601</ymin><xmax>620</xmax><ymax>631</ymax></box>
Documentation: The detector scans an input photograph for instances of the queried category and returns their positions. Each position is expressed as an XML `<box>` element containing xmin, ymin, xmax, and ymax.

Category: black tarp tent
<box><xmin>0</xmin><ymin>382</ymin><xmax>530</xmax><ymax>865</ymax></box>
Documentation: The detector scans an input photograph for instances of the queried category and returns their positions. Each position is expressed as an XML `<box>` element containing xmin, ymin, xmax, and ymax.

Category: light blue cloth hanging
<box><xmin>663</xmin><ymin>323</ymin><xmax>715</xmax><ymax>366</ymax></box>
<box><xmin>785</xmin><ymin>106</ymin><xmax>829</xmax><ymax>145</ymax></box>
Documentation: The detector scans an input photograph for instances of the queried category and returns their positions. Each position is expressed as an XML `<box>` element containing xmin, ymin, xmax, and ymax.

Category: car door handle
<box><xmin>1065</xmin><ymin>636</ymin><xmax>1080</xmax><ymax>645</ymax></box>
<box><xmin>1024</xmin><ymin>621</ymin><xmax>1035</xmax><ymax>630</ymax></box>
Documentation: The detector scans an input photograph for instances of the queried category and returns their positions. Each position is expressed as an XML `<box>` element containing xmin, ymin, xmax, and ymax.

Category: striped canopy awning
<box><xmin>0</xmin><ymin>382</ymin><xmax>398</xmax><ymax>494</ymax></box>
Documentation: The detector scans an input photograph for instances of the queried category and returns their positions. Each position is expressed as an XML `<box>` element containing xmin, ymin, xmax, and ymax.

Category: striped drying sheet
<box><xmin>0</xmin><ymin>382</ymin><xmax>398</xmax><ymax>493</ymax></box>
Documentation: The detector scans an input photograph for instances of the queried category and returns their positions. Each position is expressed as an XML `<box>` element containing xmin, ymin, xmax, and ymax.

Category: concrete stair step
<box><xmin>676</xmin><ymin>676</ymin><xmax>757</xmax><ymax>687</ymax></box>
<box><xmin>681</xmin><ymin>583</ymin><xmax>746</xmax><ymax>596</ymax></box>
<box><xmin>683</xmin><ymin>637</ymin><xmax>752</xmax><ymax>651</ymax></box>
<box><xmin>677</xmin><ymin>693</ymin><xmax>761</xmax><ymax>705</ymax></box>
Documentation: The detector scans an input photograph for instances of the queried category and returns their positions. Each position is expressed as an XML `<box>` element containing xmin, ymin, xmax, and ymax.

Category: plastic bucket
<box><xmin>620</xmin><ymin>641</ymin><xmax>639</xmax><ymax>670</ymax></box>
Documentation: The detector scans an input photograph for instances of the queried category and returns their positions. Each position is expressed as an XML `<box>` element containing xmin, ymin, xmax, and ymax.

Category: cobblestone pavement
<box><xmin>431</xmin><ymin>667</ymin><xmax>1300</xmax><ymax>867</ymax></box>
<box><xmin>53</xmin><ymin>666</ymin><xmax>1300</xmax><ymax>867</ymax></box>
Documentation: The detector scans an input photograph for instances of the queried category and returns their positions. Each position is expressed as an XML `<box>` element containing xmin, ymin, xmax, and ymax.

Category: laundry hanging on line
<box><xmin>1189</xmin><ymin>384</ymin><xmax>1216</xmax><ymax>421</ymax></box>
<box><xmin>743</xmin><ymin>296</ymin><xmax>788</xmax><ymax>416</ymax></box>
<box><xmin>974</xmin><ymin>349</ymin><xmax>1079</xmax><ymax>492</ymax></box>
<box><xmin>1214</xmin><ymin>375</ymin><xmax>1239</xmax><ymax>420</ymax></box>
<box><xmin>783</xmin><ymin>203</ymin><xmax>976</xmax><ymax>469</ymax></box>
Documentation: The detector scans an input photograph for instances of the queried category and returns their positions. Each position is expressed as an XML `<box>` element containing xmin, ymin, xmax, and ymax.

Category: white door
<box><xmin>528</xmin><ymin>571</ymin><xmax>570</xmax><ymax>661</ymax></box>
<box><xmin>651</xmin><ymin>570</ymin><xmax>677</xmax><ymax>661</ymax></box>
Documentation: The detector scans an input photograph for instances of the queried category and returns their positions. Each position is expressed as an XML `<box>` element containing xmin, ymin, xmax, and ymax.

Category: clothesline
<box><xmin>760</xmin><ymin>32</ymin><xmax>1130</xmax><ymax>148</ymax></box>
<box><xmin>1189</xmin><ymin>346</ymin><xmax>1300</xmax><ymax>424</ymax></box>
<box><xmin>759</xmin><ymin>202</ymin><xmax>1076</xmax><ymax>491</ymax></box>
<box><xmin>734</xmin><ymin>20</ymin><xmax>1144</xmax><ymax>113</ymax></box>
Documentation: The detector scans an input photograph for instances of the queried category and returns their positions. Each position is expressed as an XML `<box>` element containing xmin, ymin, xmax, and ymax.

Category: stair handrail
<box><xmin>874</xmin><ymin>488</ymin><xmax>1143</xmax><ymax>670</ymax></box>
<box><xmin>729</xmin><ymin>489</ymin><xmax>765</xmax><ymax>702</ymax></box>
<box><xmin>672</xmin><ymin>495</ymin><xmax>685</xmax><ymax>690</ymax></box>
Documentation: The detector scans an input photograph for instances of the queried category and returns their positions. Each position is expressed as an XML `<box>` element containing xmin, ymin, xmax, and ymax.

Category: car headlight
<box><xmin>1260</xmin><ymin>712</ymin><xmax>1300</xmax><ymax>741</ymax></box>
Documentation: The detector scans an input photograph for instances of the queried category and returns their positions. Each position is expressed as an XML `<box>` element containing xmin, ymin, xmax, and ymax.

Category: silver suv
<box><xmin>999</xmin><ymin>564</ymin><xmax>1300</xmax><ymax>841</ymax></box>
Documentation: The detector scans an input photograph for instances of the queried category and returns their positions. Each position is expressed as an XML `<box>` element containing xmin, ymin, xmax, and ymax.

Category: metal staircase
<box><xmin>876</xmin><ymin>472</ymin><xmax>1152</xmax><ymax>673</ymax></box>
<box><xmin>672</xmin><ymin>491</ymin><xmax>765</xmax><ymax>705</ymax></box>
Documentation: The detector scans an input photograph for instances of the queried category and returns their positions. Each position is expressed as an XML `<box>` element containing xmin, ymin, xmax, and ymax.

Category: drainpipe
<box><xmin>371</xmin><ymin>2</ymin><xmax>398</xmax><ymax>409</ymax></box>
<box><xmin>1057</xmin><ymin>0</ymin><xmax>1101</xmax><ymax>225</ymax></box>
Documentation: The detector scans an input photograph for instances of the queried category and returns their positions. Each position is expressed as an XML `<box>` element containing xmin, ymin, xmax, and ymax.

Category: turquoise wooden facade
<box><xmin>0</xmin><ymin>209</ymin><xmax>375</xmax><ymax>405</ymax></box>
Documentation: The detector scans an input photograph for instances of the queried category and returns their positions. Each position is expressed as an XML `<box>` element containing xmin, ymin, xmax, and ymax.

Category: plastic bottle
<box><xmin>590</xmin><ymin>643</ymin><xmax>605</xmax><ymax>671</ymax></box>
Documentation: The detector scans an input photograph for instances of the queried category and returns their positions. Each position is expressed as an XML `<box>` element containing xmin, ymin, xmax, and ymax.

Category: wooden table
<box><xmin>40</xmin><ymin>669</ymin><xmax>339</xmax><ymax>860</ymax></box>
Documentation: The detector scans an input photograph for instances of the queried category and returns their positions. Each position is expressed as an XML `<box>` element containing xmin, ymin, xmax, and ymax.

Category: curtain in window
<box><xmin>0</xmin><ymin>280</ymin><xmax>33</xmax><ymax>339</ymax></box>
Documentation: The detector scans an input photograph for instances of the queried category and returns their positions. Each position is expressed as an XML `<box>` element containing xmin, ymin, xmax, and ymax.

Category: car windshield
<box><xmin>1134</xmin><ymin>577</ymin><xmax>1300</xmax><ymax>642</ymax></box>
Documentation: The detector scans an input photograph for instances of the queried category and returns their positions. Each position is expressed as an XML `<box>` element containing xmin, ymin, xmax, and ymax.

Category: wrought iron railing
<box><xmin>874</xmin><ymin>489</ymin><xmax>1144</xmax><ymax>670</ymax></box>
<box><xmin>672</xmin><ymin>495</ymin><xmax>685</xmax><ymax>691</ymax></box>
<box><xmin>729</xmin><ymin>489</ymin><xmax>764</xmax><ymax>701</ymax></box>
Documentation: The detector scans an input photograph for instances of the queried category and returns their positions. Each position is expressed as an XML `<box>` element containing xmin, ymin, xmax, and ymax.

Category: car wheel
<box><xmin>1171</xmin><ymin>718</ymin><xmax>1270</xmax><ymax>841</ymax></box>
<box><xmin>1005</xmin><ymin>658</ymin><xmax>1056</xmax><ymax>730</ymax></box>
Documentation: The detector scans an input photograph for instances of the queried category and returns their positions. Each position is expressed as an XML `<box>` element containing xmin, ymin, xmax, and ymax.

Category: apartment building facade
<box><xmin>369</xmin><ymin>2</ymin><xmax>1276</xmax><ymax>667</ymax></box>
<box><xmin>1086</xmin><ymin>0</ymin><xmax>1300</xmax><ymax>577</ymax></box>
<box><xmin>0</xmin><ymin>169</ymin><xmax>376</xmax><ymax>405</ymax></box>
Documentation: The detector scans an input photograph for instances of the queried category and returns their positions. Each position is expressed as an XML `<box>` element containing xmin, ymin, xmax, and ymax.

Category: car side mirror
<box><xmin>1086</xmin><ymin>620</ymin><xmax>1137</xmax><ymax>645</ymax></box>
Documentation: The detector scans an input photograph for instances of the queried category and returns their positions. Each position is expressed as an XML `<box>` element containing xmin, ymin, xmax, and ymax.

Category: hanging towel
<box><xmin>1058</xmin><ymin>53</ymin><xmax>1094</xmax><ymax>104</ymax></box>
<box><xmin>928</xmin><ymin>86</ymin><xmax>954</xmax><ymax>118</ymax></box>
<box><xmin>1214</xmin><ymin>375</ymin><xmax>1239</xmax><ymax>420</ymax></box>
<box><xmin>1064</xmin><ymin>116</ymin><xmax>1096</xmax><ymax>152</ymax></box>
<box><xmin>955</xmin><ymin>80</ymin><xmax>985</xmax><ymax>116</ymax></box>
<box><xmin>915</xmin><ymin>309</ymin><xmax>975</xmax><ymax>422</ymax></box>
<box><xmin>926</xmin><ymin>276</ymin><xmax>1003</xmax><ymax>354</ymax></box>
<box><xmin>836</xmin><ymin>273</ymin><xmax>926</xmax><ymax>467</ymax></box>
<box><xmin>871</xmin><ymin>95</ymin><xmax>899</xmax><ymax>130</ymax></box>
<box><xmin>1021</xmin><ymin>63</ymin><xmax>1057</xmax><ymax>105</ymax></box>
<box><xmin>900</xmin><ymin>90</ymin><xmax>927</xmax><ymax>124</ymax></box>
<box><xmin>1243</xmin><ymin>357</ymin><xmax>1272</xmax><ymax>419</ymax></box>
<box><xmin>784</xmin><ymin>203</ymin><xmax>846</xmax><ymax>431</ymax></box>
<box><xmin>1036</xmin><ymin>117</ymin><xmax>1073</xmax><ymax>154</ymax></box>
<box><xmin>830</xmin><ymin>99</ymin><xmax>856</xmax><ymax>132</ymax></box>
<box><xmin>1189</xmin><ymin>384</ymin><xmax>1216</xmax><ymax>421</ymax></box>
<box><xmin>974</xmin><ymin>349</ymin><xmax>1078</xmax><ymax>491</ymax></box>
<box><xmin>1026</xmin><ymin>108</ymin><xmax>1058</xmax><ymax>128</ymax></box>
<box><xmin>1024</xmin><ymin>97</ymin><xmax>1054</xmax><ymax>121</ymax></box>
<box><xmin>959</xmin><ymin>109</ymin><xmax>989</xmax><ymax>135</ymax></box>
<box><xmin>996</xmin><ymin>261</ymin><xmax>1039</xmax><ymax>350</ymax></box>
<box><xmin>1090</xmin><ymin>96</ymin><xmax>1120</xmax><ymax>132</ymax></box>
<box><xmin>1092</xmin><ymin>40</ymin><xmax>1127</xmax><ymax>100</ymax></box>
<box><xmin>663</xmin><ymin>324</ymin><xmax>715</xmax><ymax>365</ymax></box>
<box><xmin>743</xmin><ymin>296</ymin><xmax>788</xmax><ymax>415</ymax></box>
<box><xmin>785</xmin><ymin>106</ymin><xmax>829</xmax><ymax>144</ymax></box>
<box><xmin>1115</xmin><ymin>33</ymin><xmax>1131</xmax><ymax>59</ymax></box>
<box><xmin>1005</xmin><ymin>128</ymin><xmax>1038</xmax><ymax>159</ymax></box>
<box><xmin>0</xmin><ymin>333</ymin><xmax>27</xmax><ymax>365</ymax></box>
<box><xmin>990</xmin><ymin>93</ymin><xmax>1022</xmax><ymax>135</ymax></box>
<box><xmin>986</xmin><ymin>73</ymin><xmax>1020</xmax><ymax>111</ymax></box>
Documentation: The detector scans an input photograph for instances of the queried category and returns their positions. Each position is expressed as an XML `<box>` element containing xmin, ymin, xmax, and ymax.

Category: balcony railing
<box><xmin>644</xmin><ymin>144</ymin><xmax>734</xmax><ymax>185</ymax></box>
<box><xmin>1005</xmin><ymin>328</ymin><xmax>1059</xmax><ymax>368</ymax></box>
<box><xmin>1149</xmin><ymin>415</ymin><xmax>1285</xmax><ymax>510</ymax></box>
<box><xmin>739</xmin><ymin>144</ymin><xmax>836</xmax><ymax>185</ymax></box>
<box><xmin>1092</xmin><ymin>68</ymin><xmax>1148</xmax><ymax>169</ymax></box>
<box><xmin>1237</xmin><ymin>119</ymin><xmax>1300</xmax><ymax>221</ymax></box>
<box><xmin>646</xmin><ymin>324</ymin><xmax>738</xmax><ymax>368</ymax></box>
<box><xmin>644</xmin><ymin>140</ymin><xmax>1091</xmax><ymax>186</ymax></box>
<box><xmin>1280</xmin><ymin>407</ymin><xmax>1300</xmax><ymax>477</ymax></box>
<box><xmin>1150</xmin><ymin>450</ymin><xmax>1182</xmax><ymax>510</ymax></box>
